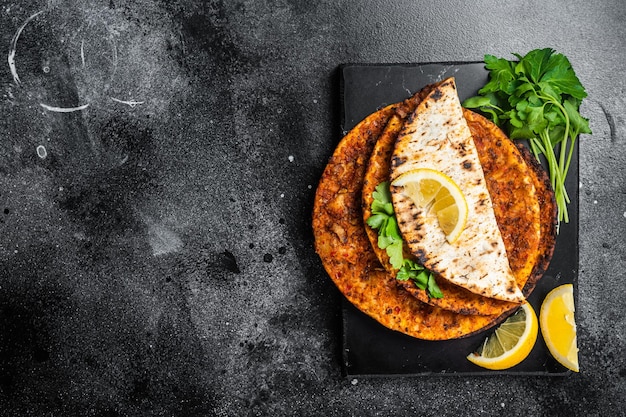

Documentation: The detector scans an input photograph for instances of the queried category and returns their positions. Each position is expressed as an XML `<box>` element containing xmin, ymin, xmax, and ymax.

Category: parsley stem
<box><xmin>539</xmin><ymin>129</ymin><xmax>569</xmax><ymax>226</ymax></box>
<box><xmin>563</xmin><ymin>132</ymin><xmax>577</xmax><ymax>188</ymax></box>
<box><xmin>529</xmin><ymin>137</ymin><xmax>545</xmax><ymax>160</ymax></box>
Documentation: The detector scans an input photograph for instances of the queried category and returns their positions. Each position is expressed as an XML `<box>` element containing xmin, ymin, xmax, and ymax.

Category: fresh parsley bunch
<box><xmin>463</xmin><ymin>48</ymin><xmax>591</xmax><ymax>229</ymax></box>
<box><xmin>366</xmin><ymin>182</ymin><xmax>443</xmax><ymax>299</ymax></box>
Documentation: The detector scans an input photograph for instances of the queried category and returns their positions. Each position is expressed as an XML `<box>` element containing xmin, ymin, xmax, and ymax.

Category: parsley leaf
<box><xmin>427</xmin><ymin>273</ymin><xmax>444</xmax><ymax>299</ymax></box>
<box><xmin>463</xmin><ymin>48</ymin><xmax>591</xmax><ymax>230</ymax></box>
<box><xmin>481</xmin><ymin>54</ymin><xmax>516</xmax><ymax>94</ymax></box>
<box><xmin>366</xmin><ymin>182</ymin><xmax>443</xmax><ymax>298</ymax></box>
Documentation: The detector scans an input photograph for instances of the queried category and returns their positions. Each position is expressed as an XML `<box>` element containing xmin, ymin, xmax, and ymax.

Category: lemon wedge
<box><xmin>392</xmin><ymin>168</ymin><xmax>468</xmax><ymax>243</ymax></box>
<box><xmin>467</xmin><ymin>302</ymin><xmax>538</xmax><ymax>370</ymax></box>
<box><xmin>540</xmin><ymin>284</ymin><xmax>579</xmax><ymax>372</ymax></box>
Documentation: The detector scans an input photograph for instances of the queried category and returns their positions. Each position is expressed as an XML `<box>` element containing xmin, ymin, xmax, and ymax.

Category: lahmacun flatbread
<box><xmin>313</xmin><ymin>78</ymin><xmax>556</xmax><ymax>340</ymax></box>
<box><xmin>312</xmin><ymin>104</ymin><xmax>502</xmax><ymax>340</ymax></box>
<box><xmin>362</xmin><ymin>106</ymin><xmax>556</xmax><ymax>316</ymax></box>
<box><xmin>389</xmin><ymin>79</ymin><xmax>524</xmax><ymax>303</ymax></box>
<box><xmin>362</xmin><ymin>107</ymin><xmax>517</xmax><ymax>315</ymax></box>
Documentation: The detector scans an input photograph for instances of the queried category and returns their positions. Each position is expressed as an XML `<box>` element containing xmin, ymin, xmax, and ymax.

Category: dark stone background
<box><xmin>0</xmin><ymin>0</ymin><xmax>623</xmax><ymax>415</ymax></box>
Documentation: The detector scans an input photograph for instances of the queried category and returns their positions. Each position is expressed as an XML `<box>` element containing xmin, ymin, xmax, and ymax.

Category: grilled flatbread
<box><xmin>313</xmin><ymin>104</ymin><xmax>503</xmax><ymax>340</ymax></box>
<box><xmin>363</xmin><ymin>104</ymin><xmax>555</xmax><ymax>315</ymax></box>
<box><xmin>389</xmin><ymin>78</ymin><xmax>524</xmax><ymax>303</ymax></box>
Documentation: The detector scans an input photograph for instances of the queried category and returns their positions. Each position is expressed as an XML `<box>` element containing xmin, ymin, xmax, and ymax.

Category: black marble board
<box><xmin>338</xmin><ymin>63</ymin><xmax>579</xmax><ymax>377</ymax></box>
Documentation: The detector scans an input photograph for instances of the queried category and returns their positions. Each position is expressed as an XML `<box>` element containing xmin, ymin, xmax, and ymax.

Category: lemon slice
<box><xmin>467</xmin><ymin>302</ymin><xmax>538</xmax><ymax>370</ymax></box>
<box><xmin>392</xmin><ymin>168</ymin><xmax>468</xmax><ymax>243</ymax></box>
<box><xmin>540</xmin><ymin>284</ymin><xmax>579</xmax><ymax>372</ymax></box>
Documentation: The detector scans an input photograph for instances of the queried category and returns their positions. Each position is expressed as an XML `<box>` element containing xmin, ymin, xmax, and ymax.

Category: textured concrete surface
<box><xmin>0</xmin><ymin>0</ymin><xmax>624</xmax><ymax>415</ymax></box>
